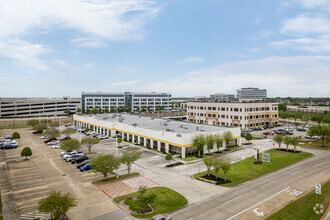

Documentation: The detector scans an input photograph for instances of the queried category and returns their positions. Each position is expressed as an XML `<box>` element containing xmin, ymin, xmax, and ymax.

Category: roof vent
<box><xmin>132</xmin><ymin>123</ymin><xmax>137</xmax><ymax>126</ymax></box>
<box><xmin>160</xmin><ymin>121</ymin><xmax>167</xmax><ymax>126</ymax></box>
<box><xmin>151</xmin><ymin>117</ymin><xmax>154</xmax><ymax>120</ymax></box>
<box><xmin>184</xmin><ymin>126</ymin><xmax>188</xmax><ymax>129</ymax></box>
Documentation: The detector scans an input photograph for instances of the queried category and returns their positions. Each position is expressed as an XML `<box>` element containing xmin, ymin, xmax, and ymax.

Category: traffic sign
<box><xmin>262</xmin><ymin>153</ymin><xmax>270</xmax><ymax>163</ymax></box>
<box><xmin>315</xmin><ymin>184</ymin><xmax>321</xmax><ymax>195</ymax></box>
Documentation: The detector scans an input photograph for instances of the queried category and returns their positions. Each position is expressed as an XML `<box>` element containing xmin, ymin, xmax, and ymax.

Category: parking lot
<box><xmin>0</xmin><ymin>128</ymin><xmax>131</xmax><ymax>220</ymax></box>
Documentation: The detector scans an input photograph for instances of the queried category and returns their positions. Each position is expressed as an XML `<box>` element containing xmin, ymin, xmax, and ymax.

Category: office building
<box><xmin>236</xmin><ymin>88</ymin><xmax>267</xmax><ymax>99</ymax></box>
<box><xmin>74</xmin><ymin>113</ymin><xmax>240</xmax><ymax>158</ymax></box>
<box><xmin>0</xmin><ymin>97</ymin><xmax>81</xmax><ymax>118</ymax></box>
<box><xmin>82</xmin><ymin>92</ymin><xmax>171</xmax><ymax>112</ymax></box>
<box><xmin>210</xmin><ymin>93</ymin><xmax>236</xmax><ymax>102</ymax></box>
<box><xmin>187</xmin><ymin>101</ymin><xmax>278</xmax><ymax>128</ymax></box>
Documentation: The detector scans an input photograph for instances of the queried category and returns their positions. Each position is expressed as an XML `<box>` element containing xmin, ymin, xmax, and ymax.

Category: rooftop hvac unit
<box><xmin>200</xmin><ymin>128</ymin><xmax>204</xmax><ymax>131</ymax></box>
<box><xmin>118</xmin><ymin>118</ymin><xmax>122</xmax><ymax>122</ymax></box>
<box><xmin>179</xmin><ymin>124</ymin><xmax>183</xmax><ymax>128</ymax></box>
<box><xmin>160</xmin><ymin>121</ymin><xmax>167</xmax><ymax>126</ymax></box>
<box><xmin>118</xmin><ymin>114</ymin><xmax>121</xmax><ymax>117</ymax></box>
<box><xmin>112</xmin><ymin>115</ymin><xmax>116</xmax><ymax>118</ymax></box>
<box><xmin>151</xmin><ymin>117</ymin><xmax>154</xmax><ymax>120</ymax></box>
<box><xmin>170</xmin><ymin>129</ymin><xmax>174</xmax><ymax>132</ymax></box>
<box><xmin>167</xmin><ymin>119</ymin><xmax>171</xmax><ymax>122</ymax></box>
<box><xmin>132</xmin><ymin>123</ymin><xmax>137</xmax><ymax>126</ymax></box>
<box><xmin>196</xmin><ymin>126</ymin><xmax>199</xmax><ymax>130</ymax></box>
<box><xmin>102</xmin><ymin>116</ymin><xmax>108</xmax><ymax>119</ymax></box>
<box><xmin>166</xmin><ymin>128</ymin><xmax>170</xmax><ymax>132</ymax></box>
<box><xmin>184</xmin><ymin>126</ymin><xmax>188</xmax><ymax>129</ymax></box>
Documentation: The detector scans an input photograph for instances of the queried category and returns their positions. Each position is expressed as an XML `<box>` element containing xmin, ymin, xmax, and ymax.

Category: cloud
<box><xmin>296</xmin><ymin>0</ymin><xmax>330</xmax><ymax>8</ymax></box>
<box><xmin>282</xmin><ymin>15</ymin><xmax>330</xmax><ymax>35</ymax></box>
<box><xmin>0</xmin><ymin>0</ymin><xmax>160</xmax><ymax>68</ymax></box>
<box><xmin>143</xmin><ymin>56</ymin><xmax>330</xmax><ymax>97</ymax></box>
<box><xmin>118</xmin><ymin>67</ymin><xmax>135</xmax><ymax>73</ymax></box>
<box><xmin>101</xmin><ymin>80</ymin><xmax>140</xmax><ymax>90</ymax></box>
<box><xmin>0</xmin><ymin>38</ymin><xmax>48</xmax><ymax>70</ymax></box>
<box><xmin>175</xmin><ymin>56</ymin><xmax>205</xmax><ymax>65</ymax></box>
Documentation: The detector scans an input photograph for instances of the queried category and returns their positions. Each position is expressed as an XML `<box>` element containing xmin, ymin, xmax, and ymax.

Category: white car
<box><xmin>97</xmin><ymin>135</ymin><xmax>108</xmax><ymax>139</ymax></box>
<box><xmin>40</xmin><ymin>136</ymin><xmax>49</xmax><ymax>139</ymax></box>
<box><xmin>311</xmin><ymin>136</ymin><xmax>319</xmax><ymax>139</ymax></box>
<box><xmin>51</xmin><ymin>144</ymin><xmax>61</xmax><ymax>149</ymax></box>
<box><xmin>47</xmin><ymin>140</ymin><xmax>59</xmax><ymax>145</ymax></box>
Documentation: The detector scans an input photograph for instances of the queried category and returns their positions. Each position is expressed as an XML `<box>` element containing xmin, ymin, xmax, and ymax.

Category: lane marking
<box><xmin>261</xmin><ymin>181</ymin><xmax>276</xmax><ymax>188</ymax></box>
<box><xmin>290</xmin><ymin>170</ymin><xmax>302</xmax><ymax>175</ymax></box>
<box><xmin>227</xmin><ymin>187</ymin><xmax>290</xmax><ymax>220</ymax></box>
<box><xmin>223</xmin><ymin>195</ymin><xmax>243</xmax><ymax>205</ymax></box>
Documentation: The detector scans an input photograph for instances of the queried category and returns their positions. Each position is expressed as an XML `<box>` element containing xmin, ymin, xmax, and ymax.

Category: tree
<box><xmin>39</xmin><ymin>191</ymin><xmax>76</xmax><ymax>220</ymax></box>
<box><xmin>127</xmin><ymin>107</ymin><xmax>132</xmax><ymax>113</ymax></box>
<box><xmin>61</xmin><ymin>128</ymin><xmax>76</xmax><ymax>138</ymax></box>
<box><xmin>221</xmin><ymin>157</ymin><xmax>231</xmax><ymax>182</ymax></box>
<box><xmin>33</xmin><ymin>123</ymin><xmax>47</xmax><ymax>131</ymax></box>
<box><xmin>192</xmin><ymin>134</ymin><xmax>205</xmax><ymax>158</ymax></box>
<box><xmin>117</xmin><ymin>138</ymin><xmax>123</xmax><ymax>147</ymax></box>
<box><xmin>12</xmin><ymin>132</ymin><xmax>20</xmax><ymax>139</ymax></box>
<box><xmin>49</xmin><ymin>122</ymin><xmax>59</xmax><ymax>128</ymax></box>
<box><xmin>86</xmin><ymin>108</ymin><xmax>91</xmax><ymax>114</ymax></box>
<box><xmin>44</xmin><ymin>129</ymin><xmax>60</xmax><ymax>139</ymax></box>
<box><xmin>85</xmin><ymin>127</ymin><xmax>90</xmax><ymax>132</ymax></box>
<box><xmin>283</xmin><ymin>135</ymin><xmax>292</xmax><ymax>151</ymax></box>
<box><xmin>308</xmin><ymin>124</ymin><xmax>330</xmax><ymax>147</ymax></box>
<box><xmin>292</xmin><ymin>112</ymin><xmax>302</xmax><ymax>128</ymax></box>
<box><xmin>223</xmin><ymin>131</ymin><xmax>233</xmax><ymax>151</ymax></box>
<box><xmin>81</xmin><ymin>137</ymin><xmax>100</xmax><ymax>153</ymax></box>
<box><xmin>76</xmin><ymin>108</ymin><xmax>82</xmax><ymax>113</ymax></box>
<box><xmin>245</xmin><ymin>133</ymin><xmax>252</xmax><ymax>143</ymax></box>
<box><xmin>212</xmin><ymin>157</ymin><xmax>223</xmax><ymax>179</ymax></box>
<box><xmin>121</xmin><ymin>150</ymin><xmax>141</xmax><ymax>175</ymax></box>
<box><xmin>21</xmin><ymin>147</ymin><xmax>32</xmax><ymax>159</ymax></box>
<box><xmin>165</xmin><ymin>153</ymin><xmax>173</xmax><ymax>165</ymax></box>
<box><xmin>214</xmin><ymin>134</ymin><xmax>223</xmax><ymax>153</ymax></box>
<box><xmin>205</xmin><ymin>134</ymin><xmax>215</xmax><ymax>154</ymax></box>
<box><xmin>60</xmin><ymin>139</ymin><xmax>80</xmax><ymax>151</ymax></box>
<box><xmin>274</xmin><ymin>135</ymin><xmax>284</xmax><ymax>150</ymax></box>
<box><xmin>28</xmin><ymin>119</ymin><xmax>39</xmax><ymax>127</ymax></box>
<box><xmin>136</xmin><ymin>106</ymin><xmax>140</xmax><ymax>112</ymax></box>
<box><xmin>311</xmin><ymin>114</ymin><xmax>325</xmax><ymax>125</ymax></box>
<box><xmin>91</xmin><ymin>108</ymin><xmax>99</xmax><ymax>114</ymax></box>
<box><xmin>104</xmin><ymin>107</ymin><xmax>109</xmax><ymax>113</ymax></box>
<box><xmin>290</xmin><ymin>136</ymin><xmax>299</xmax><ymax>152</ymax></box>
<box><xmin>279</xmin><ymin>111</ymin><xmax>288</xmax><ymax>125</ymax></box>
<box><xmin>203</xmin><ymin>156</ymin><xmax>214</xmax><ymax>176</ymax></box>
<box><xmin>90</xmin><ymin>154</ymin><xmax>120</xmax><ymax>179</ymax></box>
<box><xmin>64</xmin><ymin>108</ymin><xmax>71</xmax><ymax>116</ymax></box>
<box><xmin>278</xmin><ymin>103</ymin><xmax>287</xmax><ymax>111</ymax></box>
<box><xmin>302</xmin><ymin>114</ymin><xmax>312</xmax><ymax>126</ymax></box>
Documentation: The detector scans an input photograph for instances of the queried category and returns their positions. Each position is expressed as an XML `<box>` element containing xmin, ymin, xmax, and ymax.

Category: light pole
<box><xmin>115</xmin><ymin>133</ymin><xmax>119</xmax><ymax>178</ymax></box>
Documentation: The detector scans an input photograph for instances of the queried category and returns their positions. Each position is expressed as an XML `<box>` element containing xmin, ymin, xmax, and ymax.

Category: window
<box><xmin>221</xmin><ymin>107</ymin><xmax>225</xmax><ymax>111</ymax></box>
<box><xmin>221</xmin><ymin>115</ymin><xmax>225</xmax><ymax>118</ymax></box>
<box><xmin>213</xmin><ymin>107</ymin><xmax>216</xmax><ymax>110</ymax></box>
<box><xmin>234</xmin><ymin>116</ymin><xmax>238</xmax><ymax>119</ymax></box>
<box><xmin>234</xmin><ymin>108</ymin><xmax>238</xmax><ymax>112</ymax></box>
<box><xmin>208</xmin><ymin>107</ymin><xmax>211</xmax><ymax>110</ymax></box>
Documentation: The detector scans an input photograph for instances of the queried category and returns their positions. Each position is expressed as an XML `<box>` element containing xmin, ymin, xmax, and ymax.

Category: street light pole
<box><xmin>115</xmin><ymin>133</ymin><xmax>119</xmax><ymax>178</ymax></box>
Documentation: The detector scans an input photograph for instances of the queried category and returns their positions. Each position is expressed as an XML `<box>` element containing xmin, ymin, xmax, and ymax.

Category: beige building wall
<box><xmin>187</xmin><ymin>102</ymin><xmax>279</xmax><ymax>128</ymax></box>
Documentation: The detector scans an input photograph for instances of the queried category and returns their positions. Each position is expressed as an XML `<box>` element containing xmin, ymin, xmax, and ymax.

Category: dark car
<box><xmin>241</xmin><ymin>132</ymin><xmax>247</xmax><ymax>137</ymax></box>
<box><xmin>44</xmin><ymin>138</ymin><xmax>57</xmax><ymax>143</ymax></box>
<box><xmin>296</xmin><ymin>127</ymin><xmax>306</xmax><ymax>132</ymax></box>
<box><xmin>32</xmin><ymin>130</ymin><xmax>43</xmax><ymax>134</ymax></box>
<box><xmin>71</xmin><ymin>156</ymin><xmax>88</xmax><ymax>164</ymax></box>
<box><xmin>1</xmin><ymin>143</ymin><xmax>18</xmax><ymax>149</ymax></box>
<box><xmin>60</xmin><ymin>137</ymin><xmax>71</xmax><ymax>141</ymax></box>
<box><xmin>80</xmin><ymin>163</ymin><xmax>91</xmax><ymax>172</ymax></box>
<box><xmin>77</xmin><ymin>159</ymin><xmax>91</xmax><ymax>169</ymax></box>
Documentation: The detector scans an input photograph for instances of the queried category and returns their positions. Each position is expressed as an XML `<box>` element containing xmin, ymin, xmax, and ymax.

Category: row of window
<box><xmin>188</xmin><ymin>113</ymin><xmax>278</xmax><ymax>119</ymax></box>
<box><xmin>188</xmin><ymin>119</ymin><xmax>276</xmax><ymax>128</ymax></box>
<box><xmin>188</xmin><ymin>106</ymin><xmax>277</xmax><ymax>111</ymax></box>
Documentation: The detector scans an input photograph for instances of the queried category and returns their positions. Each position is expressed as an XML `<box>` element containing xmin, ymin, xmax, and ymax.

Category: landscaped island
<box><xmin>114</xmin><ymin>187</ymin><xmax>188</xmax><ymax>218</ymax></box>
<box><xmin>193</xmin><ymin>149</ymin><xmax>313</xmax><ymax>187</ymax></box>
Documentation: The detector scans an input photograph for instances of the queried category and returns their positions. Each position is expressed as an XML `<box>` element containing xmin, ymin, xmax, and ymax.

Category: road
<box><xmin>170</xmin><ymin>150</ymin><xmax>330</xmax><ymax>220</ymax></box>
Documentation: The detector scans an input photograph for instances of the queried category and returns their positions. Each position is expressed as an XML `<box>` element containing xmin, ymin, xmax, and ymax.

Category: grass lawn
<box><xmin>266</xmin><ymin>180</ymin><xmax>330</xmax><ymax>220</ymax></box>
<box><xmin>0</xmin><ymin>192</ymin><xmax>2</xmax><ymax>220</ymax></box>
<box><xmin>298</xmin><ymin>140</ymin><xmax>329</xmax><ymax>150</ymax></box>
<box><xmin>176</xmin><ymin>146</ymin><xmax>242</xmax><ymax>162</ymax></box>
<box><xmin>92</xmin><ymin>173</ymin><xmax>139</xmax><ymax>185</ymax></box>
<box><xmin>193</xmin><ymin>149</ymin><xmax>313</xmax><ymax>187</ymax></box>
<box><xmin>0</xmin><ymin>124</ymin><xmax>32</xmax><ymax>130</ymax></box>
<box><xmin>113</xmin><ymin>187</ymin><xmax>188</xmax><ymax>218</ymax></box>
<box><xmin>252</xmin><ymin>137</ymin><xmax>264</xmax><ymax>140</ymax></box>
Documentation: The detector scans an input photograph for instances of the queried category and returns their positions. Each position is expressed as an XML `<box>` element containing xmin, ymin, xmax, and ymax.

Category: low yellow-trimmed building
<box><xmin>73</xmin><ymin>113</ymin><xmax>241</xmax><ymax>158</ymax></box>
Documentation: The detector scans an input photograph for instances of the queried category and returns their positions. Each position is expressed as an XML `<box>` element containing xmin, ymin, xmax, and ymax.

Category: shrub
<box><xmin>21</xmin><ymin>147</ymin><xmax>32</xmax><ymax>159</ymax></box>
<box><xmin>12</xmin><ymin>132</ymin><xmax>20</xmax><ymax>139</ymax></box>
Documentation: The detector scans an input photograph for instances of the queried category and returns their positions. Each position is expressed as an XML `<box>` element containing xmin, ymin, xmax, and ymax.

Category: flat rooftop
<box><xmin>80</xmin><ymin>113</ymin><xmax>227</xmax><ymax>134</ymax></box>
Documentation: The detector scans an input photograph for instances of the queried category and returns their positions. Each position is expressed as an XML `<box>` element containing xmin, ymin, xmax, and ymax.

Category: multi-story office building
<box><xmin>82</xmin><ymin>92</ymin><xmax>171</xmax><ymax>112</ymax></box>
<box><xmin>210</xmin><ymin>93</ymin><xmax>236</xmax><ymax>102</ymax></box>
<box><xmin>74</xmin><ymin>113</ymin><xmax>240</xmax><ymax>158</ymax></box>
<box><xmin>187</xmin><ymin>101</ymin><xmax>278</xmax><ymax>128</ymax></box>
<box><xmin>0</xmin><ymin>97</ymin><xmax>81</xmax><ymax>118</ymax></box>
<box><xmin>236</xmin><ymin>88</ymin><xmax>267</xmax><ymax>99</ymax></box>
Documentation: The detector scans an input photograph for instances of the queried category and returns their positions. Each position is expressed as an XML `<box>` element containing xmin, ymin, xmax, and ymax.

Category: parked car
<box><xmin>4</xmin><ymin>135</ymin><xmax>12</xmax><ymax>139</ymax></box>
<box><xmin>66</xmin><ymin>154</ymin><xmax>84</xmax><ymax>162</ymax></box>
<box><xmin>77</xmin><ymin>159</ymin><xmax>91</xmax><ymax>169</ymax></box>
<box><xmin>311</xmin><ymin>136</ymin><xmax>320</xmax><ymax>139</ymax></box>
<box><xmin>296</xmin><ymin>127</ymin><xmax>306</xmax><ymax>132</ymax></box>
<box><xmin>1</xmin><ymin>144</ymin><xmax>18</xmax><ymax>149</ymax></box>
<box><xmin>44</xmin><ymin>138</ymin><xmax>57</xmax><ymax>143</ymax></box>
<box><xmin>60</xmin><ymin>137</ymin><xmax>71</xmax><ymax>141</ymax></box>
<box><xmin>97</xmin><ymin>135</ymin><xmax>108</xmax><ymax>139</ymax></box>
<box><xmin>47</xmin><ymin>140</ymin><xmax>59</xmax><ymax>145</ymax></box>
<box><xmin>51</xmin><ymin>144</ymin><xmax>61</xmax><ymax>149</ymax></box>
<box><xmin>40</xmin><ymin>136</ymin><xmax>49</xmax><ymax>139</ymax></box>
<box><xmin>80</xmin><ymin>163</ymin><xmax>91</xmax><ymax>172</ymax></box>
<box><xmin>263</xmin><ymin>132</ymin><xmax>273</xmax><ymax>135</ymax></box>
<box><xmin>241</xmin><ymin>133</ymin><xmax>247</xmax><ymax>137</ymax></box>
<box><xmin>64</xmin><ymin>124</ymin><xmax>71</xmax><ymax>127</ymax></box>
<box><xmin>32</xmin><ymin>130</ymin><xmax>43</xmax><ymax>134</ymax></box>
<box><xmin>71</xmin><ymin>156</ymin><xmax>88</xmax><ymax>164</ymax></box>
<box><xmin>63</xmin><ymin>152</ymin><xmax>83</xmax><ymax>160</ymax></box>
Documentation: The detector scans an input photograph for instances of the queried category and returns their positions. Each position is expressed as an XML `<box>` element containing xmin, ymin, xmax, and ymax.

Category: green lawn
<box><xmin>298</xmin><ymin>140</ymin><xmax>329</xmax><ymax>150</ymax></box>
<box><xmin>252</xmin><ymin>137</ymin><xmax>264</xmax><ymax>140</ymax></box>
<box><xmin>0</xmin><ymin>192</ymin><xmax>2</xmax><ymax>220</ymax></box>
<box><xmin>193</xmin><ymin>149</ymin><xmax>313</xmax><ymax>187</ymax></box>
<box><xmin>266</xmin><ymin>180</ymin><xmax>330</xmax><ymax>220</ymax></box>
<box><xmin>92</xmin><ymin>173</ymin><xmax>139</xmax><ymax>185</ymax></box>
<box><xmin>113</xmin><ymin>187</ymin><xmax>188</xmax><ymax>218</ymax></box>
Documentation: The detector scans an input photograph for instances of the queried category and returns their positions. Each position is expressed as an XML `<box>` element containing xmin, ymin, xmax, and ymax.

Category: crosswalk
<box><xmin>96</xmin><ymin>175</ymin><xmax>160</xmax><ymax>199</ymax></box>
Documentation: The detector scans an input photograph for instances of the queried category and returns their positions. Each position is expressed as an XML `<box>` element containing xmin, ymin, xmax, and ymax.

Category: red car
<box><xmin>263</xmin><ymin>132</ymin><xmax>274</xmax><ymax>135</ymax></box>
<box><xmin>44</xmin><ymin>138</ymin><xmax>57</xmax><ymax>143</ymax></box>
<box><xmin>64</xmin><ymin>124</ymin><xmax>71</xmax><ymax>127</ymax></box>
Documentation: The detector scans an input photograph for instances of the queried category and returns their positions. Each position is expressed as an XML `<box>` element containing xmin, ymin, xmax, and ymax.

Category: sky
<box><xmin>0</xmin><ymin>0</ymin><xmax>330</xmax><ymax>98</ymax></box>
